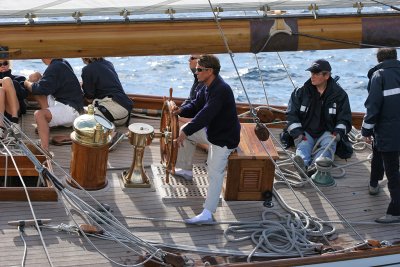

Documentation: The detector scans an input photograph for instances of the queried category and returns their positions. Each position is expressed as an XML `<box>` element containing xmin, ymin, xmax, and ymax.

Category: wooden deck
<box><xmin>0</xmin><ymin>111</ymin><xmax>399</xmax><ymax>266</ymax></box>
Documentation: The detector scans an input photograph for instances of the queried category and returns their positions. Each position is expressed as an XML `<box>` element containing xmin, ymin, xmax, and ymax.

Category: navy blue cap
<box><xmin>306</xmin><ymin>59</ymin><xmax>332</xmax><ymax>72</ymax></box>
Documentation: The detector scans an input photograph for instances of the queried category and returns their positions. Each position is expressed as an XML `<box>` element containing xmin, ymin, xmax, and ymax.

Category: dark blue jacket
<box><xmin>181</xmin><ymin>74</ymin><xmax>204</xmax><ymax>106</ymax></box>
<box><xmin>0</xmin><ymin>69</ymin><xmax>28</xmax><ymax>114</ymax></box>
<box><xmin>31</xmin><ymin>59</ymin><xmax>83</xmax><ymax>112</ymax></box>
<box><xmin>287</xmin><ymin>77</ymin><xmax>352</xmax><ymax>138</ymax></box>
<box><xmin>180</xmin><ymin>75</ymin><xmax>240</xmax><ymax>149</ymax></box>
<box><xmin>362</xmin><ymin>59</ymin><xmax>400</xmax><ymax>151</ymax></box>
<box><xmin>81</xmin><ymin>59</ymin><xmax>133</xmax><ymax>113</ymax></box>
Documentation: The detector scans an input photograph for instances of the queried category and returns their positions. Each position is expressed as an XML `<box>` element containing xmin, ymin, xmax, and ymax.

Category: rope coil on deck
<box><xmin>224</xmin><ymin>210</ymin><xmax>327</xmax><ymax>262</ymax></box>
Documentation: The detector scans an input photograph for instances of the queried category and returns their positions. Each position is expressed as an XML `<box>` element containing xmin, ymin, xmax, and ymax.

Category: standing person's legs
<box><xmin>185</xmin><ymin>143</ymin><xmax>234</xmax><ymax>224</ymax></box>
<box><xmin>382</xmin><ymin>151</ymin><xmax>400</xmax><ymax>216</ymax></box>
<box><xmin>370</xmin><ymin>143</ymin><xmax>384</xmax><ymax>188</ymax></box>
<box><xmin>176</xmin><ymin>125</ymin><xmax>209</xmax><ymax>170</ymax></box>
<box><xmin>204</xmin><ymin>144</ymin><xmax>234</xmax><ymax>213</ymax></box>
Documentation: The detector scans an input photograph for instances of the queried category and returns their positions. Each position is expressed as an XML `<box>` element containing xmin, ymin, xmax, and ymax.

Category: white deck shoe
<box><xmin>174</xmin><ymin>168</ymin><xmax>193</xmax><ymax>181</ymax></box>
<box><xmin>369</xmin><ymin>184</ymin><xmax>380</xmax><ymax>195</ymax></box>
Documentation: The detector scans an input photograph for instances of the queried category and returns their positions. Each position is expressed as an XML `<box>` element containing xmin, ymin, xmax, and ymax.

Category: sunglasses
<box><xmin>311</xmin><ymin>71</ymin><xmax>328</xmax><ymax>76</ymax></box>
<box><xmin>0</xmin><ymin>61</ymin><xmax>9</xmax><ymax>67</ymax></box>
<box><xmin>189</xmin><ymin>56</ymin><xmax>198</xmax><ymax>61</ymax></box>
<box><xmin>196</xmin><ymin>67</ymin><xmax>211</xmax><ymax>72</ymax></box>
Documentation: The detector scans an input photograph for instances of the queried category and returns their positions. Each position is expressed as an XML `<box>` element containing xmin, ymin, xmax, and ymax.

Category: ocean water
<box><xmin>11</xmin><ymin>48</ymin><xmax>385</xmax><ymax>112</ymax></box>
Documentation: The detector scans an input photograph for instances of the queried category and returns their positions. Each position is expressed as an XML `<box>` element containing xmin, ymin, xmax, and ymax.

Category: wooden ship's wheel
<box><xmin>159</xmin><ymin>88</ymin><xmax>179</xmax><ymax>183</ymax></box>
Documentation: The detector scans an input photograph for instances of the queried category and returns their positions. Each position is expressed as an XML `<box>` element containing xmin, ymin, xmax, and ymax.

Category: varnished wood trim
<box><xmin>129</xmin><ymin>94</ymin><xmax>365</xmax><ymax>129</ymax></box>
<box><xmin>226</xmin><ymin>245</ymin><xmax>400</xmax><ymax>267</ymax></box>
<box><xmin>1</xmin><ymin>14</ymin><xmax>399</xmax><ymax>59</ymax></box>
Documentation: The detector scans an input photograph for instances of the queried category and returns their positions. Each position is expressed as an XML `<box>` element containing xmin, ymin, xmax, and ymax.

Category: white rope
<box><xmin>269</xmin><ymin>131</ymin><xmax>368</xmax><ymax>243</ymax></box>
<box><xmin>224</xmin><ymin>209</ymin><xmax>326</xmax><ymax>262</ymax></box>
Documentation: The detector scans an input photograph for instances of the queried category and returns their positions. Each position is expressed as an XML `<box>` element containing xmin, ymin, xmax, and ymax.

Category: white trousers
<box><xmin>176</xmin><ymin>125</ymin><xmax>235</xmax><ymax>213</ymax></box>
<box><xmin>47</xmin><ymin>95</ymin><xmax>79</xmax><ymax>127</ymax></box>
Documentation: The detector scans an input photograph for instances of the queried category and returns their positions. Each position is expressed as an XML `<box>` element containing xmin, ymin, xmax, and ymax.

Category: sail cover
<box><xmin>0</xmin><ymin>0</ymin><xmax>398</xmax><ymax>21</ymax></box>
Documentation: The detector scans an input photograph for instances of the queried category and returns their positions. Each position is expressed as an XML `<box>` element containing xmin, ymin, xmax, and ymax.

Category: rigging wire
<box><xmin>370</xmin><ymin>0</ymin><xmax>400</xmax><ymax>11</ymax></box>
<box><xmin>254</xmin><ymin>54</ymin><xmax>270</xmax><ymax>106</ymax></box>
<box><xmin>48</xmin><ymin>168</ymin><xmax>168</xmax><ymax>266</ymax></box>
<box><xmin>59</xmin><ymin>189</ymin><xmax>166</xmax><ymax>267</ymax></box>
<box><xmin>276</xmin><ymin>52</ymin><xmax>297</xmax><ymax>90</ymax></box>
<box><xmin>204</xmin><ymin>0</ymin><xmax>373</xmax><ymax>258</ymax></box>
<box><xmin>207</xmin><ymin>0</ymin><xmax>258</xmax><ymax>122</ymax></box>
<box><xmin>0</xmin><ymin>118</ymin><xmax>53</xmax><ymax>266</ymax></box>
<box><xmin>2</xmin><ymin>119</ymin><xmax>175</xmax><ymax>266</ymax></box>
<box><xmin>253</xmin><ymin>30</ymin><xmax>298</xmax><ymax>102</ymax></box>
<box><xmin>4</xmin><ymin>10</ymin><xmax>391</xmax><ymax>265</ymax></box>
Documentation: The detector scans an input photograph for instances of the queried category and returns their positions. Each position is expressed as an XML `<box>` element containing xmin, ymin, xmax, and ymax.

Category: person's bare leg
<box><xmin>0</xmin><ymin>86</ymin><xmax>5</xmax><ymax>127</ymax></box>
<box><xmin>34</xmin><ymin>109</ymin><xmax>52</xmax><ymax>151</ymax></box>
<box><xmin>33</xmin><ymin>95</ymin><xmax>49</xmax><ymax>109</ymax></box>
<box><xmin>2</xmin><ymin>77</ymin><xmax>20</xmax><ymax>118</ymax></box>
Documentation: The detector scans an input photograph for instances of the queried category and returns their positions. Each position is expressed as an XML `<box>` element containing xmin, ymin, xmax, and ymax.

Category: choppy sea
<box><xmin>11</xmin><ymin>48</ymin><xmax>389</xmax><ymax>112</ymax></box>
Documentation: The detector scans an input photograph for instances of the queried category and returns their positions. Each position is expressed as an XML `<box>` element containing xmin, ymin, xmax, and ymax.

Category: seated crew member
<box><xmin>24</xmin><ymin>58</ymin><xmax>84</xmax><ymax>152</ymax></box>
<box><xmin>81</xmin><ymin>57</ymin><xmax>133</xmax><ymax>127</ymax></box>
<box><xmin>286</xmin><ymin>59</ymin><xmax>352</xmax><ymax>175</ymax></box>
<box><xmin>0</xmin><ymin>59</ymin><xmax>28</xmax><ymax>137</ymax></box>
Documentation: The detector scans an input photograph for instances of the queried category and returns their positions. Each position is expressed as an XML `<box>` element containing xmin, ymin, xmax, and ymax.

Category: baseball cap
<box><xmin>306</xmin><ymin>59</ymin><xmax>332</xmax><ymax>72</ymax></box>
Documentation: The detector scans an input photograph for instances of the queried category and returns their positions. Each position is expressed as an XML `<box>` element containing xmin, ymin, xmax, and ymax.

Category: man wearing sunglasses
<box><xmin>173</xmin><ymin>54</ymin><xmax>241</xmax><ymax>224</ymax></box>
<box><xmin>0</xmin><ymin>60</ymin><xmax>28</xmax><ymax>138</ymax></box>
<box><xmin>181</xmin><ymin>54</ymin><xmax>204</xmax><ymax>106</ymax></box>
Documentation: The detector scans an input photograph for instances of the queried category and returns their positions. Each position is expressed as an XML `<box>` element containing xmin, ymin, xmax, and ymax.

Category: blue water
<box><xmin>11</xmin><ymin>48</ymin><xmax>385</xmax><ymax>112</ymax></box>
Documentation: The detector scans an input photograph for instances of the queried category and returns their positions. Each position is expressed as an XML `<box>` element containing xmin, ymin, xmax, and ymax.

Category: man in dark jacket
<box><xmin>362</xmin><ymin>48</ymin><xmax>400</xmax><ymax>223</ymax></box>
<box><xmin>181</xmin><ymin>54</ymin><xmax>204</xmax><ymax>106</ymax></box>
<box><xmin>81</xmin><ymin>57</ymin><xmax>133</xmax><ymax>126</ymax></box>
<box><xmin>287</xmin><ymin>59</ymin><xmax>352</xmax><ymax>174</ymax></box>
<box><xmin>24</xmin><ymin>58</ymin><xmax>84</xmax><ymax>152</ymax></box>
<box><xmin>173</xmin><ymin>54</ymin><xmax>240</xmax><ymax>224</ymax></box>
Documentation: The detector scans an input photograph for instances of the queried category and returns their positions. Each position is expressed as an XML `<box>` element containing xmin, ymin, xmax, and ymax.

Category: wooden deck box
<box><xmin>223</xmin><ymin>123</ymin><xmax>279</xmax><ymax>201</ymax></box>
<box><xmin>0</xmin><ymin>144</ymin><xmax>58</xmax><ymax>201</ymax></box>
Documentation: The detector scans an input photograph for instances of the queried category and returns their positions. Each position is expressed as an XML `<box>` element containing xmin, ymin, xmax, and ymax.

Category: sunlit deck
<box><xmin>0</xmin><ymin>110</ymin><xmax>399</xmax><ymax>267</ymax></box>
